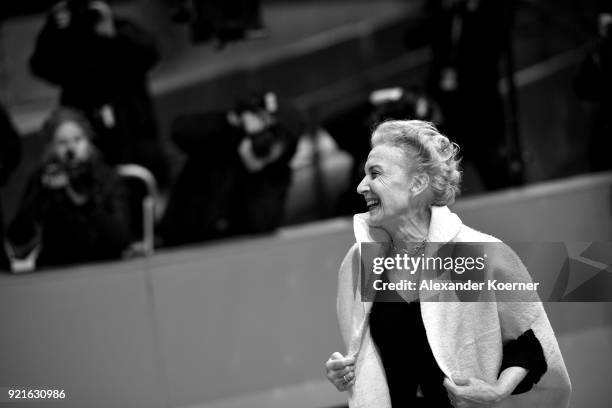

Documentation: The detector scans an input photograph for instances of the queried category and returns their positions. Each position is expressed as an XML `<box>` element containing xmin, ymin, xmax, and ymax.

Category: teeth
<box><xmin>366</xmin><ymin>199</ymin><xmax>379</xmax><ymax>209</ymax></box>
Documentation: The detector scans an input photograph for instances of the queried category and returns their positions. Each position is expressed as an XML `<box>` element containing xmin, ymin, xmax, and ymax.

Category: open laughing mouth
<box><xmin>366</xmin><ymin>197</ymin><xmax>380</xmax><ymax>211</ymax></box>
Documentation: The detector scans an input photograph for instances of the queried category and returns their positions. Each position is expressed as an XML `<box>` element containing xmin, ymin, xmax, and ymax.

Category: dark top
<box><xmin>7</xmin><ymin>158</ymin><xmax>130</xmax><ymax>267</ymax></box>
<box><xmin>369</xmin><ymin>274</ymin><xmax>547</xmax><ymax>407</ymax></box>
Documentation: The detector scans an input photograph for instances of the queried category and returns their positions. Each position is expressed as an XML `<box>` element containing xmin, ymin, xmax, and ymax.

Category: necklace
<box><xmin>390</xmin><ymin>239</ymin><xmax>427</xmax><ymax>257</ymax></box>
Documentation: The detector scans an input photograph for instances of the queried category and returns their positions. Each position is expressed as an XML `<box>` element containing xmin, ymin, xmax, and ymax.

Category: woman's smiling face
<box><xmin>357</xmin><ymin>144</ymin><xmax>416</xmax><ymax>229</ymax></box>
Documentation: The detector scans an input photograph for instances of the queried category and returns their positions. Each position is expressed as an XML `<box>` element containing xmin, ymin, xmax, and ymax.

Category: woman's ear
<box><xmin>411</xmin><ymin>173</ymin><xmax>429</xmax><ymax>195</ymax></box>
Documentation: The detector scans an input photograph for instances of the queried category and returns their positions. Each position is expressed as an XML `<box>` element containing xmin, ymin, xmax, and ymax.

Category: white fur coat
<box><xmin>336</xmin><ymin>206</ymin><xmax>571</xmax><ymax>408</ymax></box>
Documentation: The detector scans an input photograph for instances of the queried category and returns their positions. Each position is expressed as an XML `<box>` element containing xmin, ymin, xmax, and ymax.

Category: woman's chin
<box><xmin>365</xmin><ymin>209</ymin><xmax>383</xmax><ymax>226</ymax></box>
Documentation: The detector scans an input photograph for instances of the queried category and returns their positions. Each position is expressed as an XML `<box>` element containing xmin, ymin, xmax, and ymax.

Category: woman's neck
<box><xmin>388</xmin><ymin>206</ymin><xmax>431</xmax><ymax>244</ymax></box>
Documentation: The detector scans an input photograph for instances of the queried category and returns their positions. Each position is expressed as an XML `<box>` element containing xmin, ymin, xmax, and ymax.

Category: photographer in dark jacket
<box><xmin>161</xmin><ymin>93</ymin><xmax>298</xmax><ymax>246</ymax></box>
<box><xmin>574</xmin><ymin>7</ymin><xmax>612</xmax><ymax>172</ymax></box>
<box><xmin>29</xmin><ymin>0</ymin><xmax>169</xmax><ymax>186</ymax></box>
<box><xmin>428</xmin><ymin>0</ymin><xmax>521</xmax><ymax>190</ymax></box>
<box><xmin>6</xmin><ymin>108</ymin><xmax>130</xmax><ymax>269</ymax></box>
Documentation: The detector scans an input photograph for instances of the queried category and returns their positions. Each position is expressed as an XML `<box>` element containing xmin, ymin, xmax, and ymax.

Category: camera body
<box><xmin>234</xmin><ymin>92</ymin><xmax>282</xmax><ymax>159</ymax></box>
<box><xmin>249</xmin><ymin>128</ymin><xmax>277</xmax><ymax>158</ymax></box>
<box><xmin>43</xmin><ymin>148</ymin><xmax>93</xmax><ymax>193</ymax></box>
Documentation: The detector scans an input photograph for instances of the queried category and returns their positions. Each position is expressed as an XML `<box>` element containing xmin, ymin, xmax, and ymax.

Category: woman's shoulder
<box><xmin>455</xmin><ymin>223</ymin><xmax>502</xmax><ymax>243</ymax></box>
<box><xmin>455</xmin><ymin>224</ymin><xmax>526</xmax><ymax>271</ymax></box>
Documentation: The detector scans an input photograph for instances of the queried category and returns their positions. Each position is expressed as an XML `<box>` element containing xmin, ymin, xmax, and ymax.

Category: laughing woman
<box><xmin>324</xmin><ymin>120</ymin><xmax>571</xmax><ymax>408</ymax></box>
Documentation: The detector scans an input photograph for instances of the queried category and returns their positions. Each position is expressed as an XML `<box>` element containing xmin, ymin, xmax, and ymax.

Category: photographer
<box><xmin>161</xmin><ymin>93</ymin><xmax>298</xmax><ymax>246</ymax></box>
<box><xmin>0</xmin><ymin>104</ymin><xmax>22</xmax><ymax>270</ymax></box>
<box><xmin>29</xmin><ymin>0</ymin><xmax>169</xmax><ymax>186</ymax></box>
<box><xmin>6</xmin><ymin>108</ymin><xmax>130</xmax><ymax>269</ymax></box>
<box><xmin>574</xmin><ymin>7</ymin><xmax>612</xmax><ymax>172</ymax></box>
<box><xmin>428</xmin><ymin>0</ymin><xmax>522</xmax><ymax>190</ymax></box>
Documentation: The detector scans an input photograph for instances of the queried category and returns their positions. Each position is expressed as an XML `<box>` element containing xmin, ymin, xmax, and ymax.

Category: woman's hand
<box><xmin>41</xmin><ymin>166</ymin><xmax>70</xmax><ymax>189</ymax></box>
<box><xmin>325</xmin><ymin>352</ymin><xmax>356</xmax><ymax>391</ymax></box>
<box><xmin>444</xmin><ymin>367</ymin><xmax>529</xmax><ymax>407</ymax></box>
<box><xmin>443</xmin><ymin>376</ymin><xmax>506</xmax><ymax>408</ymax></box>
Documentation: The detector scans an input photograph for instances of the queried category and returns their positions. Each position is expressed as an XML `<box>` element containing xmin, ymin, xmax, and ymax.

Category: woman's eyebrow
<box><xmin>365</xmin><ymin>163</ymin><xmax>382</xmax><ymax>173</ymax></box>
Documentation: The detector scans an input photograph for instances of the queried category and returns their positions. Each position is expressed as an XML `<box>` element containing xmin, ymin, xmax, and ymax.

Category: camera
<box><xmin>234</xmin><ymin>92</ymin><xmax>281</xmax><ymax>159</ymax></box>
<box><xmin>43</xmin><ymin>148</ymin><xmax>93</xmax><ymax>193</ymax></box>
<box><xmin>249</xmin><ymin>129</ymin><xmax>277</xmax><ymax>158</ymax></box>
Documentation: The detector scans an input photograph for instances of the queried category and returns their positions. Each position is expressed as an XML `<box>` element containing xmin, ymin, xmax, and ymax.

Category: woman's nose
<box><xmin>356</xmin><ymin>176</ymin><xmax>369</xmax><ymax>195</ymax></box>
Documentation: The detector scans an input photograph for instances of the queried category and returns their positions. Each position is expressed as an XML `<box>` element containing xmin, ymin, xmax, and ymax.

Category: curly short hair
<box><xmin>371</xmin><ymin>119</ymin><xmax>462</xmax><ymax>206</ymax></box>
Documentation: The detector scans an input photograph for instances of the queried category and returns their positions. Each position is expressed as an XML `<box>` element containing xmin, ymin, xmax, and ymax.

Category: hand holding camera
<box><xmin>238</xmin><ymin>137</ymin><xmax>283</xmax><ymax>173</ymax></box>
<box><xmin>41</xmin><ymin>163</ymin><xmax>70</xmax><ymax>190</ymax></box>
<box><xmin>41</xmin><ymin>154</ymin><xmax>92</xmax><ymax>206</ymax></box>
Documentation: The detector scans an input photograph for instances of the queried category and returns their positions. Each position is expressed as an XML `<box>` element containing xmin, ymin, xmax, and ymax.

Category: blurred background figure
<box><xmin>0</xmin><ymin>103</ymin><xmax>22</xmax><ymax>271</ymax></box>
<box><xmin>574</xmin><ymin>4</ymin><xmax>612</xmax><ymax>172</ymax></box>
<box><xmin>160</xmin><ymin>92</ymin><xmax>298</xmax><ymax>246</ymax></box>
<box><xmin>167</xmin><ymin>0</ymin><xmax>266</xmax><ymax>46</ymax></box>
<box><xmin>428</xmin><ymin>0</ymin><xmax>524</xmax><ymax>190</ymax></box>
<box><xmin>29</xmin><ymin>0</ymin><xmax>170</xmax><ymax>187</ymax></box>
<box><xmin>6</xmin><ymin>108</ymin><xmax>130</xmax><ymax>269</ymax></box>
<box><xmin>324</xmin><ymin>85</ymin><xmax>443</xmax><ymax>216</ymax></box>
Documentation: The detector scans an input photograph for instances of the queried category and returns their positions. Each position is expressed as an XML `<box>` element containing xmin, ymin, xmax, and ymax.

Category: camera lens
<box><xmin>65</xmin><ymin>149</ymin><xmax>76</xmax><ymax>163</ymax></box>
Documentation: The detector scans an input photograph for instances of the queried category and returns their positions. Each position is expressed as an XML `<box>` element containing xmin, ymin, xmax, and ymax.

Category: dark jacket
<box><xmin>7</xmin><ymin>157</ymin><xmax>130</xmax><ymax>267</ymax></box>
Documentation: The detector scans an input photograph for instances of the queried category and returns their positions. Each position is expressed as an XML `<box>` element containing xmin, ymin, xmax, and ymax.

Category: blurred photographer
<box><xmin>161</xmin><ymin>92</ymin><xmax>298</xmax><ymax>246</ymax></box>
<box><xmin>574</xmin><ymin>6</ymin><xmax>612</xmax><ymax>171</ymax></box>
<box><xmin>428</xmin><ymin>0</ymin><xmax>522</xmax><ymax>190</ymax></box>
<box><xmin>6</xmin><ymin>108</ymin><xmax>130</xmax><ymax>269</ymax></box>
<box><xmin>0</xmin><ymin>104</ymin><xmax>22</xmax><ymax>271</ymax></box>
<box><xmin>29</xmin><ymin>0</ymin><xmax>169</xmax><ymax>186</ymax></box>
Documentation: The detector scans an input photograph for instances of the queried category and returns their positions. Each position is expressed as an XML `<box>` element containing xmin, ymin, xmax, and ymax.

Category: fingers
<box><xmin>337</xmin><ymin>372</ymin><xmax>356</xmax><ymax>391</ymax></box>
<box><xmin>325</xmin><ymin>353</ymin><xmax>357</xmax><ymax>392</ymax></box>
<box><xmin>443</xmin><ymin>377</ymin><xmax>459</xmax><ymax>394</ymax></box>
<box><xmin>443</xmin><ymin>376</ymin><xmax>471</xmax><ymax>392</ymax></box>
<box><xmin>332</xmin><ymin>365</ymin><xmax>354</xmax><ymax>379</ymax></box>
<box><xmin>326</xmin><ymin>360</ymin><xmax>354</xmax><ymax>380</ymax></box>
<box><xmin>332</xmin><ymin>369</ymin><xmax>356</xmax><ymax>391</ymax></box>
<box><xmin>325</xmin><ymin>353</ymin><xmax>355</xmax><ymax>369</ymax></box>
<box><xmin>325</xmin><ymin>354</ymin><xmax>355</xmax><ymax>370</ymax></box>
<box><xmin>452</xmin><ymin>377</ymin><xmax>470</xmax><ymax>386</ymax></box>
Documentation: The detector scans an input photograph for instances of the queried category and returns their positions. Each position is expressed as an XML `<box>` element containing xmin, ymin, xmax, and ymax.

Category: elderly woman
<box><xmin>325</xmin><ymin>120</ymin><xmax>571</xmax><ymax>407</ymax></box>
